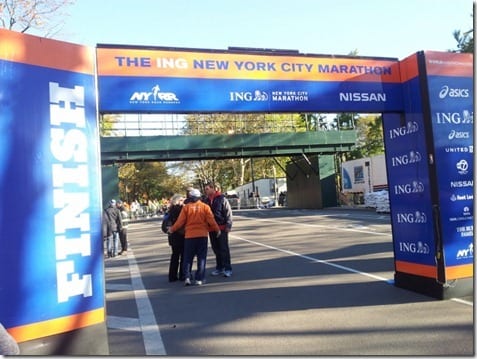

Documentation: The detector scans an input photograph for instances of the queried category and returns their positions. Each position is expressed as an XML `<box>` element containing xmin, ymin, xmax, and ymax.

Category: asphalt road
<box><xmin>104</xmin><ymin>207</ymin><xmax>474</xmax><ymax>356</ymax></box>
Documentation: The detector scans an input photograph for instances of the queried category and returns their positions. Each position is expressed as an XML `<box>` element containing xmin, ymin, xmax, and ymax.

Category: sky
<box><xmin>53</xmin><ymin>0</ymin><xmax>475</xmax><ymax>60</ymax></box>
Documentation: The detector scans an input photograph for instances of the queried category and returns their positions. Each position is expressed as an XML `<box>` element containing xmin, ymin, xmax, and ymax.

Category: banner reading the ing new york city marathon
<box><xmin>0</xmin><ymin>29</ymin><xmax>104</xmax><ymax>342</ymax></box>
<box><xmin>96</xmin><ymin>45</ymin><xmax>404</xmax><ymax>113</ymax></box>
<box><xmin>425</xmin><ymin>51</ymin><xmax>473</xmax><ymax>281</ymax></box>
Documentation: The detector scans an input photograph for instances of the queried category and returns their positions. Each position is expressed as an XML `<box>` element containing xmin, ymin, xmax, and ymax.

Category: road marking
<box><xmin>126</xmin><ymin>249</ymin><xmax>167</xmax><ymax>355</ymax></box>
<box><xmin>105</xmin><ymin>249</ymin><xmax>168</xmax><ymax>353</ymax></box>
<box><xmin>239</xmin><ymin>215</ymin><xmax>392</xmax><ymax>236</ymax></box>
<box><xmin>231</xmin><ymin>233</ymin><xmax>474</xmax><ymax>307</ymax></box>
<box><xmin>106</xmin><ymin>248</ymin><xmax>167</xmax><ymax>355</ymax></box>
<box><xmin>450</xmin><ymin>298</ymin><xmax>474</xmax><ymax>306</ymax></box>
<box><xmin>231</xmin><ymin>234</ymin><xmax>391</xmax><ymax>283</ymax></box>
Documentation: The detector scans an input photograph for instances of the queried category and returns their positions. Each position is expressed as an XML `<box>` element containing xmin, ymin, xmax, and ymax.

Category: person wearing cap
<box><xmin>102</xmin><ymin>199</ymin><xmax>123</xmax><ymax>258</ymax></box>
<box><xmin>168</xmin><ymin>188</ymin><xmax>220</xmax><ymax>286</ymax></box>
<box><xmin>183</xmin><ymin>186</ymin><xmax>194</xmax><ymax>204</ymax></box>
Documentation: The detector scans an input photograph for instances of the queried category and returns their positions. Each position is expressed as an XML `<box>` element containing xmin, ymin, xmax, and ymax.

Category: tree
<box><xmin>0</xmin><ymin>0</ymin><xmax>75</xmax><ymax>36</ymax></box>
<box><xmin>333</xmin><ymin>113</ymin><xmax>356</xmax><ymax>131</ymax></box>
<box><xmin>99</xmin><ymin>114</ymin><xmax>123</xmax><ymax>136</ymax></box>
<box><xmin>298</xmin><ymin>113</ymin><xmax>333</xmax><ymax>131</ymax></box>
<box><xmin>452</xmin><ymin>29</ymin><xmax>474</xmax><ymax>53</ymax></box>
<box><xmin>450</xmin><ymin>13</ymin><xmax>473</xmax><ymax>53</ymax></box>
<box><xmin>181</xmin><ymin>113</ymin><xmax>301</xmax><ymax>191</ymax></box>
<box><xmin>118</xmin><ymin>162</ymin><xmax>187</xmax><ymax>203</ymax></box>
<box><xmin>345</xmin><ymin>115</ymin><xmax>384</xmax><ymax>160</ymax></box>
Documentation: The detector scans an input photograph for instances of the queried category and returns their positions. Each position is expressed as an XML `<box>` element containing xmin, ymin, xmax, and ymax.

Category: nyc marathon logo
<box><xmin>130</xmin><ymin>85</ymin><xmax>180</xmax><ymax>105</ymax></box>
<box><xmin>456</xmin><ymin>243</ymin><xmax>473</xmax><ymax>260</ymax></box>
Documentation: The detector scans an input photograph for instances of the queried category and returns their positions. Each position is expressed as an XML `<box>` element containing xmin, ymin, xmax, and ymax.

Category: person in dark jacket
<box><xmin>163</xmin><ymin>194</ymin><xmax>186</xmax><ymax>282</ymax></box>
<box><xmin>117</xmin><ymin>200</ymin><xmax>130</xmax><ymax>255</ymax></box>
<box><xmin>204</xmin><ymin>181</ymin><xmax>233</xmax><ymax>277</ymax></box>
<box><xmin>102</xmin><ymin>199</ymin><xmax>123</xmax><ymax>258</ymax></box>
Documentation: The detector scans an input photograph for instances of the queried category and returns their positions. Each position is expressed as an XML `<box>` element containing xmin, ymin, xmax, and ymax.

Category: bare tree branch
<box><xmin>1</xmin><ymin>0</ymin><xmax>75</xmax><ymax>36</ymax></box>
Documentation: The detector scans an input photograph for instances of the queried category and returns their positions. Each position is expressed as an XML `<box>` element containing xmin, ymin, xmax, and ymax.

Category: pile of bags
<box><xmin>364</xmin><ymin>190</ymin><xmax>390</xmax><ymax>213</ymax></box>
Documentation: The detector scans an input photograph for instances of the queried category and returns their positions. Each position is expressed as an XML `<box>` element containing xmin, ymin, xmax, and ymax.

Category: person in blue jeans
<box><xmin>102</xmin><ymin>199</ymin><xmax>123</xmax><ymax>258</ymax></box>
<box><xmin>204</xmin><ymin>181</ymin><xmax>233</xmax><ymax>277</ymax></box>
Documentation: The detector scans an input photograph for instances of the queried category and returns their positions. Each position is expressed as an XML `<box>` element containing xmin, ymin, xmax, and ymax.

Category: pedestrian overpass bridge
<box><xmin>100</xmin><ymin>130</ymin><xmax>357</xmax><ymax>164</ymax></box>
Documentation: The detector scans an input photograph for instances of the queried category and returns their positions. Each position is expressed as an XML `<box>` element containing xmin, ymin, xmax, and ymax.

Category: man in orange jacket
<box><xmin>168</xmin><ymin>188</ymin><xmax>220</xmax><ymax>286</ymax></box>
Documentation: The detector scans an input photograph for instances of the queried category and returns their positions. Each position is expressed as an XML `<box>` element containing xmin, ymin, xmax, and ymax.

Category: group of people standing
<box><xmin>163</xmin><ymin>181</ymin><xmax>233</xmax><ymax>286</ymax></box>
<box><xmin>102</xmin><ymin>180</ymin><xmax>233</xmax><ymax>286</ymax></box>
<box><xmin>102</xmin><ymin>199</ymin><xmax>129</xmax><ymax>258</ymax></box>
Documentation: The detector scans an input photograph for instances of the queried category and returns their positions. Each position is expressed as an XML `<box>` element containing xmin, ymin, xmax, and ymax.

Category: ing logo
<box><xmin>229</xmin><ymin>90</ymin><xmax>269</xmax><ymax>102</ymax></box>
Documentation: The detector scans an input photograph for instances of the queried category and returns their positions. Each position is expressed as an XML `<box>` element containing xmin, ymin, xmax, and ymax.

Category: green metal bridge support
<box><xmin>100</xmin><ymin>130</ymin><xmax>357</xmax><ymax>164</ymax></box>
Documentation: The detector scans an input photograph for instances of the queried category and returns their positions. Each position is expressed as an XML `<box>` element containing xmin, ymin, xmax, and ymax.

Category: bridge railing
<box><xmin>100</xmin><ymin>113</ymin><xmax>354</xmax><ymax>137</ymax></box>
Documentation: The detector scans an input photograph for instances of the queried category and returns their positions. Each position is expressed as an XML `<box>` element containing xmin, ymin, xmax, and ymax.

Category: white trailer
<box><xmin>341</xmin><ymin>154</ymin><xmax>388</xmax><ymax>194</ymax></box>
<box><xmin>230</xmin><ymin>178</ymin><xmax>287</xmax><ymax>208</ymax></box>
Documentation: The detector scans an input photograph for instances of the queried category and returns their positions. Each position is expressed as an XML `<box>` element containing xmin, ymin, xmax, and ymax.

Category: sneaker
<box><xmin>223</xmin><ymin>270</ymin><xmax>232</xmax><ymax>277</ymax></box>
<box><xmin>211</xmin><ymin>269</ymin><xmax>224</xmax><ymax>276</ymax></box>
<box><xmin>184</xmin><ymin>278</ymin><xmax>191</xmax><ymax>286</ymax></box>
<box><xmin>195</xmin><ymin>280</ymin><xmax>203</xmax><ymax>286</ymax></box>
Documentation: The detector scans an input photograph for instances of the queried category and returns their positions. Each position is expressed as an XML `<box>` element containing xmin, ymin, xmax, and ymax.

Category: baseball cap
<box><xmin>189</xmin><ymin>189</ymin><xmax>201</xmax><ymax>198</ymax></box>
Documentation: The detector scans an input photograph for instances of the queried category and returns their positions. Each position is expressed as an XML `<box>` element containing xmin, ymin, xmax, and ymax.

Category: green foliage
<box><xmin>99</xmin><ymin>114</ymin><xmax>122</xmax><ymax>136</ymax></box>
<box><xmin>113</xmin><ymin>111</ymin><xmax>384</xmax><ymax>197</ymax></box>
<box><xmin>344</xmin><ymin>115</ymin><xmax>384</xmax><ymax>160</ymax></box>
<box><xmin>183</xmin><ymin>113</ymin><xmax>304</xmax><ymax>135</ymax></box>
<box><xmin>298</xmin><ymin>113</ymin><xmax>336</xmax><ymax>131</ymax></box>
<box><xmin>118</xmin><ymin>162</ymin><xmax>187</xmax><ymax>203</ymax></box>
<box><xmin>334</xmin><ymin>113</ymin><xmax>356</xmax><ymax>131</ymax></box>
<box><xmin>451</xmin><ymin>13</ymin><xmax>473</xmax><ymax>53</ymax></box>
<box><xmin>181</xmin><ymin>113</ymin><xmax>301</xmax><ymax>190</ymax></box>
<box><xmin>452</xmin><ymin>29</ymin><xmax>474</xmax><ymax>53</ymax></box>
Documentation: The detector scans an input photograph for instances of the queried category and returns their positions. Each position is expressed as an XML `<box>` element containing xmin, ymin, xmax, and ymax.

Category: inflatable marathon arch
<box><xmin>0</xmin><ymin>28</ymin><xmax>473</xmax><ymax>354</ymax></box>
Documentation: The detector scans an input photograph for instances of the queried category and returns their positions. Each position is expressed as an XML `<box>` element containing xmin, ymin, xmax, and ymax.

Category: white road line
<box><xmin>238</xmin><ymin>215</ymin><xmax>392</xmax><ymax>236</ymax></box>
<box><xmin>231</xmin><ymin>234</ymin><xmax>391</xmax><ymax>283</ymax></box>
<box><xmin>450</xmin><ymin>298</ymin><xmax>474</xmax><ymax>306</ymax></box>
<box><xmin>231</xmin><ymin>233</ymin><xmax>473</xmax><ymax>306</ymax></box>
<box><xmin>126</xmin><ymin>249</ymin><xmax>167</xmax><ymax>355</ymax></box>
